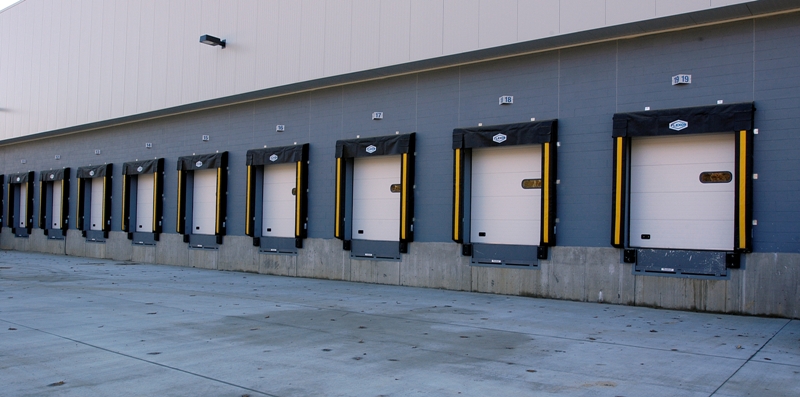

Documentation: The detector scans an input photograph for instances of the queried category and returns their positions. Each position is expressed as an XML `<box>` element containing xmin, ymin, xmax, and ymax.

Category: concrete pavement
<box><xmin>1</xmin><ymin>250</ymin><xmax>798</xmax><ymax>396</ymax></box>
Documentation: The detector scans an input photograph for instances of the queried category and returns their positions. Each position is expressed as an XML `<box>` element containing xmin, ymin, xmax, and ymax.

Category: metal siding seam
<box><xmin>453</xmin><ymin>148</ymin><xmax>461</xmax><ymax>242</ymax></box>
<box><xmin>245</xmin><ymin>165</ymin><xmax>252</xmax><ymax>236</ymax></box>
<box><xmin>295</xmin><ymin>161</ymin><xmax>302</xmax><ymax>237</ymax></box>
<box><xmin>739</xmin><ymin>130</ymin><xmax>747</xmax><ymax>250</ymax></box>
<box><xmin>542</xmin><ymin>142</ymin><xmax>550</xmax><ymax>245</ymax></box>
<box><xmin>613</xmin><ymin>137</ymin><xmax>623</xmax><ymax>246</ymax></box>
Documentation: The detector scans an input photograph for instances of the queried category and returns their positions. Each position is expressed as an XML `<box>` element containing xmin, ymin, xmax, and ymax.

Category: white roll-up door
<box><xmin>262</xmin><ymin>163</ymin><xmax>296</xmax><ymax>238</ymax></box>
<box><xmin>352</xmin><ymin>155</ymin><xmax>401</xmax><ymax>241</ymax></box>
<box><xmin>192</xmin><ymin>169</ymin><xmax>217</xmax><ymax>235</ymax></box>
<box><xmin>90</xmin><ymin>178</ymin><xmax>104</xmax><ymax>231</ymax></box>
<box><xmin>471</xmin><ymin>145</ymin><xmax>542</xmax><ymax>245</ymax></box>
<box><xmin>52</xmin><ymin>182</ymin><xmax>62</xmax><ymax>229</ymax></box>
<box><xmin>136</xmin><ymin>173</ymin><xmax>155</xmax><ymax>232</ymax></box>
<box><xmin>629</xmin><ymin>133</ymin><xmax>734</xmax><ymax>251</ymax></box>
<box><xmin>18</xmin><ymin>184</ymin><xmax>28</xmax><ymax>228</ymax></box>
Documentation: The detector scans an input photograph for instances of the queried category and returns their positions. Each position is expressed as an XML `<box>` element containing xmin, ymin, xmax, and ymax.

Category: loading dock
<box><xmin>452</xmin><ymin>120</ymin><xmax>557</xmax><ymax>267</ymax></box>
<box><xmin>176</xmin><ymin>152</ymin><xmax>228</xmax><ymax>248</ymax></box>
<box><xmin>121</xmin><ymin>159</ymin><xmax>164</xmax><ymax>245</ymax></box>
<box><xmin>335</xmin><ymin>133</ymin><xmax>415</xmax><ymax>260</ymax></box>
<box><xmin>611</xmin><ymin>102</ymin><xmax>755</xmax><ymax>277</ymax></box>
<box><xmin>76</xmin><ymin>164</ymin><xmax>113</xmax><ymax>242</ymax></box>
<box><xmin>245</xmin><ymin>144</ymin><xmax>309</xmax><ymax>254</ymax></box>
<box><xmin>38</xmin><ymin>168</ymin><xmax>70</xmax><ymax>239</ymax></box>
<box><xmin>6</xmin><ymin>171</ymin><xmax>35</xmax><ymax>237</ymax></box>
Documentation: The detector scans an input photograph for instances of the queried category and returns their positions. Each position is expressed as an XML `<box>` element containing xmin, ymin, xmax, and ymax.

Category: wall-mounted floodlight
<box><xmin>200</xmin><ymin>34</ymin><xmax>226</xmax><ymax>48</ymax></box>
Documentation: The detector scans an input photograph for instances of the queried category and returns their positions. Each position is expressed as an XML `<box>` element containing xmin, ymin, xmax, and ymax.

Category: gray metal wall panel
<box><xmin>442</xmin><ymin>0</ymin><xmax>479</xmax><ymax>56</ymax></box>
<box><xmin>324</xmin><ymin>0</ymin><xmax>353</xmax><ymax>77</ymax></box>
<box><xmin>276</xmin><ymin>0</ymin><xmax>303</xmax><ymax>86</ymax></box>
<box><xmin>254</xmin><ymin>0</ymin><xmax>280</xmax><ymax>91</ymax></box>
<box><xmin>606</xmin><ymin>0</ymin><xmax>657</xmax><ymax>26</ymax></box>
<box><xmin>300</xmin><ymin>0</ymin><xmax>327</xmax><ymax>81</ymax></box>
<box><xmin>413</xmin><ymin>69</ymin><xmax>461</xmax><ymax>242</ymax></box>
<box><xmin>616</xmin><ymin>20</ymin><xmax>755</xmax><ymax>112</ymax></box>
<box><xmin>350</xmin><ymin>0</ymin><xmax>381</xmax><ymax>72</ymax></box>
<box><xmin>1</xmin><ymin>12</ymin><xmax>798</xmax><ymax>255</ymax></box>
<box><xmin>517</xmin><ymin>0</ymin><xmax>560</xmax><ymax>41</ymax></box>
<box><xmin>306</xmin><ymin>88</ymin><xmax>344</xmax><ymax>238</ymax></box>
<box><xmin>0</xmin><ymin>0</ymin><xmax>763</xmax><ymax>141</ymax></box>
<box><xmin>556</xmin><ymin>41</ymin><xmax>619</xmax><ymax>248</ymax></box>
<box><xmin>379</xmin><ymin>0</ymin><xmax>411</xmax><ymax>67</ymax></box>
<box><xmin>751</xmin><ymin>13</ymin><xmax>800</xmax><ymax>252</ymax></box>
<box><xmin>560</xmin><ymin>0</ymin><xmax>606</xmax><ymax>34</ymax></box>
<box><xmin>479</xmin><ymin>0</ymin><xmax>517</xmax><ymax>49</ymax></box>
<box><xmin>657</xmin><ymin>0</ymin><xmax>711</xmax><ymax>17</ymax></box>
<box><xmin>457</xmin><ymin>52</ymin><xmax>559</xmax><ymax>128</ymax></box>
<box><xmin>150</xmin><ymin>0</ymin><xmax>170</xmax><ymax>111</ymax></box>
<box><xmin>98</xmin><ymin>0</ymin><xmax>116</xmax><ymax>121</ymax></box>
<box><xmin>409</xmin><ymin>0</ymin><xmax>444</xmax><ymax>62</ymax></box>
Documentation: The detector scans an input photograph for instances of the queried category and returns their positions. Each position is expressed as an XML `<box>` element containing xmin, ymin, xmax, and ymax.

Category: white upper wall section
<box><xmin>0</xmin><ymin>0</ymin><xmax>754</xmax><ymax>141</ymax></box>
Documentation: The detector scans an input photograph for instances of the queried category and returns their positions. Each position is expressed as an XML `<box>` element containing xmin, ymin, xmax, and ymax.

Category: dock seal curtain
<box><xmin>121</xmin><ymin>158</ymin><xmax>165</xmax><ymax>239</ymax></box>
<box><xmin>334</xmin><ymin>133</ymin><xmax>415</xmax><ymax>253</ymax></box>
<box><xmin>38</xmin><ymin>168</ymin><xmax>70</xmax><ymax>234</ymax></box>
<box><xmin>610</xmin><ymin>102</ymin><xmax>755</xmax><ymax>253</ymax></box>
<box><xmin>6</xmin><ymin>171</ymin><xmax>35</xmax><ymax>233</ymax></box>
<box><xmin>76</xmin><ymin>164</ymin><xmax>113</xmax><ymax>237</ymax></box>
<box><xmin>176</xmin><ymin>152</ymin><xmax>228</xmax><ymax>243</ymax></box>
<box><xmin>451</xmin><ymin>119</ymin><xmax>558</xmax><ymax>249</ymax></box>
<box><xmin>245</xmin><ymin>144</ymin><xmax>309</xmax><ymax>249</ymax></box>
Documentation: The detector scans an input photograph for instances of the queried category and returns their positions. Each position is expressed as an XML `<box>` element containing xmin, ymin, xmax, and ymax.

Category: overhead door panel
<box><xmin>630</xmin><ymin>133</ymin><xmax>734</xmax><ymax>251</ymax></box>
<box><xmin>262</xmin><ymin>163</ymin><xmax>296</xmax><ymax>238</ymax></box>
<box><xmin>471</xmin><ymin>145</ymin><xmax>541</xmax><ymax>246</ymax></box>
<box><xmin>136</xmin><ymin>173</ymin><xmax>155</xmax><ymax>232</ymax></box>
<box><xmin>18</xmin><ymin>184</ymin><xmax>27</xmax><ymax>228</ymax></box>
<box><xmin>90</xmin><ymin>178</ymin><xmax>103</xmax><ymax>231</ymax></box>
<box><xmin>52</xmin><ymin>182</ymin><xmax>62</xmax><ymax>229</ymax></box>
<box><xmin>192</xmin><ymin>169</ymin><xmax>217</xmax><ymax>235</ymax></box>
<box><xmin>353</xmin><ymin>155</ymin><xmax>400</xmax><ymax>241</ymax></box>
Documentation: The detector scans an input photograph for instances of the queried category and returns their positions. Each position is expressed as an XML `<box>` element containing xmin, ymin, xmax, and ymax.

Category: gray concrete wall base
<box><xmin>738</xmin><ymin>253</ymin><xmax>800</xmax><ymax>318</ymax></box>
<box><xmin>188</xmin><ymin>248</ymin><xmax>218</xmax><ymax>270</ymax></box>
<box><xmin>0</xmin><ymin>228</ymin><xmax>14</xmax><ymax>250</ymax></box>
<box><xmin>84</xmin><ymin>240</ymin><xmax>106</xmax><ymax>259</ymax></box>
<box><xmin>131</xmin><ymin>244</ymin><xmax>156</xmax><ymax>264</ymax></box>
<box><xmin>554</xmin><ymin>247</ymin><xmax>635</xmax><ymax>305</ymax></box>
<box><xmin>217</xmin><ymin>236</ymin><xmax>258</xmax><ymax>273</ymax></box>
<box><xmin>3</xmin><ymin>235</ymin><xmax>797</xmax><ymax>318</ymax></box>
<box><xmin>105</xmin><ymin>231</ymin><xmax>133</xmax><ymax>261</ymax></box>
<box><xmin>28</xmin><ymin>229</ymin><xmax>66</xmax><ymax>255</ymax></box>
<box><xmin>258</xmin><ymin>253</ymin><xmax>297</xmax><ymax>276</ymax></box>
<box><xmin>65</xmin><ymin>230</ymin><xmax>86</xmax><ymax>257</ymax></box>
<box><xmin>11</xmin><ymin>234</ymin><xmax>31</xmax><ymax>252</ymax></box>
<box><xmin>297</xmin><ymin>238</ymin><xmax>351</xmax><ymax>281</ymax></box>
<box><xmin>471</xmin><ymin>265</ymin><xmax>544</xmax><ymax>297</ymax></box>
<box><xmin>350</xmin><ymin>258</ymin><xmax>400</xmax><ymax>285</ymax></box>
<box><xmin>156</xmin><ymin>234</ymin><xmax>188</xmax><ymax>267</ymax></box>
<box><xmin>400</xmin><ymin>242</ymin><xmax>471</xmax><ymax>291</ymax></box>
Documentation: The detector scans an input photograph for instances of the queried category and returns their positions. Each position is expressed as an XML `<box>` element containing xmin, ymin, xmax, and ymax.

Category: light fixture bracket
<box><xmin>200</xmin><ymin>34</ymin><xmax>226</xmax><ymax>48</ymax></box>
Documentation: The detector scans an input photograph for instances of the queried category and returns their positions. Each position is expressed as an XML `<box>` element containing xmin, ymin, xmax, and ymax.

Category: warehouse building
<box><xmin>1</xmin><ymin>0</ymin><xmax>798</xmax><ymax>318</ymax></box>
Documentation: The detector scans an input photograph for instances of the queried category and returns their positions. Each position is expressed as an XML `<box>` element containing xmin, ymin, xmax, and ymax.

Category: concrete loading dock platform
<box><xmin>1</xmin><ymin>251</ymin><xmax>798</xmax><ymax>396</ymax></box>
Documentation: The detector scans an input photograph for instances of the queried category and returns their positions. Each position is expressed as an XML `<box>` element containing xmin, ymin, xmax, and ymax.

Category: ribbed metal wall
<box><xmin>0</xmin><ymin>0</ymin><xmax>752</xmax><ymax>141</ymax></box>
